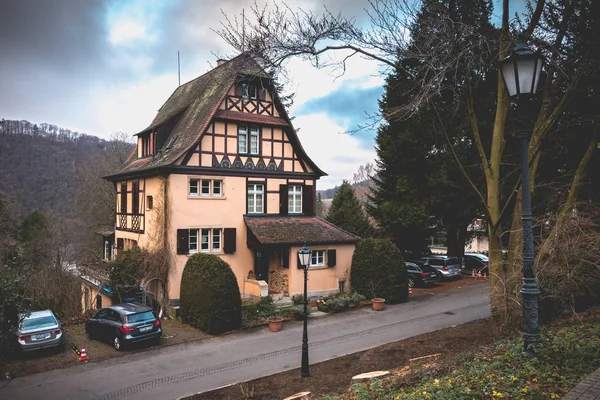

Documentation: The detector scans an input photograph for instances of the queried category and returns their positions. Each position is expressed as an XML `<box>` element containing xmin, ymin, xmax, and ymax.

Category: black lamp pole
<box><xmin>499</xmin><ymin>34</ymin><xmax>544</xmax><ymax>355</ymax></box>
<box><xmin>298</xmin><ymin>243</ymin><xmax>311</xmax><ymax>377</ymax></box>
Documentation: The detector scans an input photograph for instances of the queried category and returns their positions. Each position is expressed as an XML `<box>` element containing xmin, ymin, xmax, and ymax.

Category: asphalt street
<box><xmin>0</xmin><ymin>282</ymin><xmax>490</xmax><ymax>400</ymax></box>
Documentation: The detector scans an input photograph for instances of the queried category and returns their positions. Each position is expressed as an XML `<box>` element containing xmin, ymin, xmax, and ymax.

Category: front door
<box><xmin>254</xmin><ymin>250</ymin><xmax>270</xmax><ymax>282</ymax></box>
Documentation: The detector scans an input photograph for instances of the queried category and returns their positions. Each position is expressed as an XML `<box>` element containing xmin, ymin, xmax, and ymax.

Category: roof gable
<box><xmin>107</xmin><ymin>53</ymin><xmax>325</xmax><ymax>178</ymax></box>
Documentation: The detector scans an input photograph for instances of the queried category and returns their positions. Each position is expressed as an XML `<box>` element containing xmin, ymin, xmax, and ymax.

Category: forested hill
<box><xmin>0</xmin><ymin>119</ymin><xmax>119</xmax><ymax>219</ymax></box>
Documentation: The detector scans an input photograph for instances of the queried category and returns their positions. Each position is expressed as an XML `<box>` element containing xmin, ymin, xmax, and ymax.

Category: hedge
<box><xmin>350</xmin><ymin>238</ymin><xmax>409</xmax><ymax>304</ymax></box>
<box><xmin>180</xmin><ymin>253</ymin><xmax>242</xmax><ymax>334</ymax></box>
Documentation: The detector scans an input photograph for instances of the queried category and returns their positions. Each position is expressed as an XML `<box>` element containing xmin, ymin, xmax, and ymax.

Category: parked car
<box><xmin>462</xmin><ymin>253</ymin><xmax>489</xmax><ymax>275</ymax></box>
<box><xmin>421</xmin><ymin>255</ymin><xmax>462</xmax><ymax>280</ymax></box>
<box><xmin>85</xmin><ymin>303</ymin><xmax>161</xmax><ymax>351</ymax></box>
<box><xmin>16</xmin><ymin>310</ymin><xmax>64</xmax><ymax>353</ymax></box>
<box><xmin>406</xmin><ymin>261</ymin><xmax>441</xmax><ymax>287</ymax></box>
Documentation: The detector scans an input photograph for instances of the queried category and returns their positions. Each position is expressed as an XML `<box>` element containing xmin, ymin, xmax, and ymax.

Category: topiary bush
<box><xmin>180</xmin><ymin>253</ymin><xmax>242</xmax><ymax>334</ymax></box>
<box><xmin>350</xmin><ymin>238</ymin><xmax>409</xmax><ymax>304</ymax></box>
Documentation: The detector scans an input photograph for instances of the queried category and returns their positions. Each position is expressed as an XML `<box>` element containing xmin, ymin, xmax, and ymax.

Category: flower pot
<box><xmin>372</xmin><ymin>298</ymin><xmax>385</xmax><ymax>311</ymax></box>
<box><xmin>268</xmin><ymin>317</ymin><xmax>283</xmax><ymax>332</ymax></box>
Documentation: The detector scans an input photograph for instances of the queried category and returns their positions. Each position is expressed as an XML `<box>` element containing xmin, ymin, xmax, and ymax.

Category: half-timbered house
<box><xmin>103</xmin><ymin>54</ymin><xmax>358</xmax><ymax>308</ymax></box>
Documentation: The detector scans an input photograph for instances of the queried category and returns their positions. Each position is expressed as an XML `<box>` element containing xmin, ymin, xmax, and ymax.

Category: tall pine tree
<box><xmin>326</xmin><ymin>181</ymin><xmax>373</xmax><ymax>238</ymax></box>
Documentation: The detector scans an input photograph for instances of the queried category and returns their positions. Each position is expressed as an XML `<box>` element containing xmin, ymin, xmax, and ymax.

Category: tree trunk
<box><xmin>446</xmin><ymin>222</ymin><xmax>459</xmax><ymax>256</ymax></box>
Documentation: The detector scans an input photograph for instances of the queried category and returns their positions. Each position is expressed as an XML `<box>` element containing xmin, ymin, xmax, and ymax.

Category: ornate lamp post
<box><xmin>297</xmin><ymin>243</ymin><xmax>312</xmax><ymax>377</ymax></box>
<box><xmin>499</xmin><ymin>34</ymin><xmax>544</xmax><ymax>355</ymax></box>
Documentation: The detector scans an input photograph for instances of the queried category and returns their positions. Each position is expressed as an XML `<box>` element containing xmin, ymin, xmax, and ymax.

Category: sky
<box><xmin>0</xmin><ymin>0</ymin><xmax>522</xmax><ymax>190</ymax></box>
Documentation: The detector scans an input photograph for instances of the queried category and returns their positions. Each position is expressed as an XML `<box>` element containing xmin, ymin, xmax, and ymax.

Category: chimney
<box><xmin>217</xmin><ymin>58</ymin><xmax>227</xmax><ymax>66</ymax></box>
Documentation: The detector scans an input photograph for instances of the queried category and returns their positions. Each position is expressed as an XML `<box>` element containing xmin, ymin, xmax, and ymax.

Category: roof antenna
<box><xmin>177</xmin><ymin>51</ymin><xmax>181</xmax><ymax>86</ymax></box>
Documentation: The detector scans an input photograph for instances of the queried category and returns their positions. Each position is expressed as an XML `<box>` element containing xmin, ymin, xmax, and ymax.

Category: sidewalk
<box><xmin>564</xmin><ymin>368</ymin><xmax>600</xmax><ymax>399</ymax></box>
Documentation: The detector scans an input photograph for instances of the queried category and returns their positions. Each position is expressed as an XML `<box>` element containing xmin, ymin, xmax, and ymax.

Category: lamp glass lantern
<box><xmin>499</xmin><ymin>37</ymin><xmax>544</xmax><ymax>98</ymax></box>
<box><xmin>298</xmin><ymin>245</ymin><xmax>312</xmax><ymax>268</ymax></box>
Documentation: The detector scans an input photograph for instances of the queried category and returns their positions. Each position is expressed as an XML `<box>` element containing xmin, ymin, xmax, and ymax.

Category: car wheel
<box><xmin>113</xmin><ymin>336</ymin><xmax>123</xmax><ymax>351</ymax></box>
<box><xmin>408</xmin><ymin>276</ymin><xmax>416</xmax><ymax>288</ymax></box>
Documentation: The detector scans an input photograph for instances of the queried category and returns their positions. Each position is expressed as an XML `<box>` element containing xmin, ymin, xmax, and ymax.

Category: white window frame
<box><xmin>247</xmin><ymin>183</ymin><xmax>264</xmax><ymax>214</ymax></box>
<box><xmin>189</xmin><ymin>179</ymin><xmax>199</xmax><ymax>197</ymax></box>
<box><xmin>310</xmin><ymin>250</ymin><xmax>325</xmax><ymax>267</ymax></box>
<box><xmin>238</xmin><ymin>125</ymin><xmax>248</xmax><ymax>154</ymax></box>
<box><xmin>201</xmin><ymin>180</ymin><xmax>211</xmax><ymax>197</ymax></box>
<box><xmin>189</xmin><ymin>229</ymin><xmax>198</xmax><ymax>254</ymax></box>
<box><xmin>213</xmin><ymin>180</ymin><xmax>222</xmax><ymax>197</ymax></box>
<box><xmin>200</xmin><ymin>229</ymin><xmax>210</xmax><ymax>252</ymax></box>
<box><xmin>250</xmin><ymin>125</ymin><xmax>259</xmax><ymax>155</ymax></box>
<box><xmin>212</xmin><ymin>228</ymin><xmax>222</xmax><ymax>251</ymax></box>
<box><xmin>288</xmin><ymin>185</ymin><xmax>303</xmax><ymax>214</ymax></box>
<box><xmin>103</xmin><ymin>240</ymin><xmax>110</xmax><ymax>261</ymax></box>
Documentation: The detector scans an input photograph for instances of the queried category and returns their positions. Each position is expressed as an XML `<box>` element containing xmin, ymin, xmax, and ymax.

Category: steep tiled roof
<box><xmin>110</xmin><ymin>54</ymin><xmax>272</xmax><ymax>176</ymax></box>
<box><xmin>244</xmin><ymin>216</ymin><xmax>359</xmax><ymax>245</ymax></box>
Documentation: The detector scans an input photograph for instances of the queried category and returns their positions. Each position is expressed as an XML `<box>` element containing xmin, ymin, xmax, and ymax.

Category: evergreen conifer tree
<box><xmin>326</xmin><ymin>181</ymin><xmax>373</xmax><ymax>238</ymax></box>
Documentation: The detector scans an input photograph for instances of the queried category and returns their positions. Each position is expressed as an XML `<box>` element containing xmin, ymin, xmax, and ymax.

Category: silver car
<box><xmin>421</xmin><ymin>256</ymin><xmax>462</xmax><ymax>280</ymax></box>
<box><xmin>17</xmin><ymin>310</ymin><xmax>64</xmax><ymax>352</ymax></box>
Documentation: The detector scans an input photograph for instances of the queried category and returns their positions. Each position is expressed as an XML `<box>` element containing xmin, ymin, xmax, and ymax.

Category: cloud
<box><xmin>294</xmin><ymin>82</ymin><xmax>383</xmax><ymax>147</ymax></box>
<box><xmin>294</xmin><ymin>113</ymin><xmax>376</xmax><ymax>189</ymax></box>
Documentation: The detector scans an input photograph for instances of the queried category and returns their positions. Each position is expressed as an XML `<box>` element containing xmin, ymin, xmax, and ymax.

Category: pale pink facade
<box><xmin>104</xmin><ymin>54</ymin><xmax>357</xmax><ymax>306</ymax></box>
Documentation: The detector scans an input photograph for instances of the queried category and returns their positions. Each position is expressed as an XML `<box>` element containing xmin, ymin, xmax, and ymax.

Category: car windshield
<box><xmin>22</xmin><ymin>315</ymin><xmax>57</xmax><ymax>330</ymax></box>
<box><xmin>126</xmin><ymin>311</ymin><xmax>155</xmax><ymax>323</ymax></box>
<box><xmin>446</xmin><ymin>257</ymin><xmax>459</xmax><ymax>265</ymax></box>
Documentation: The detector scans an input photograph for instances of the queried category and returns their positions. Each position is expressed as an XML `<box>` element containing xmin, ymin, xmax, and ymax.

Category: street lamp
<box><xmin>499</xmin><ymin>34</ymin><xmax>544</xmax><ymax>355</ymax></box>
<box><xmin>298</xmin><ymin>243</ymin><xmax>312</xmax><ymax>377</ymax></box>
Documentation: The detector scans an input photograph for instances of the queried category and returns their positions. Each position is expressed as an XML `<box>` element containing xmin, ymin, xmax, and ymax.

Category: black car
<box><xmin>462</xmin><ymin>253</ymin><xmax>489</xmax><ymax>275</ymax></box>
<box><xmin>85</xmin><ymin>303</ymin><xmax>162</xmax><ymax>351</ymax></box>
<box><xmin>406</xmin><ymin>262</ymin><xmax>441</xmax><ymax>287</ymax></box>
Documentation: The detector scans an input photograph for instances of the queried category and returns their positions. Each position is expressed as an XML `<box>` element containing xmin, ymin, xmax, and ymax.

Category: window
<box><xmin>238</xmin><ymin>125</ymin><xmax>248</xmax><ymax>153</ymax></box>
<box><xmin>103</xmin><ymin>241</ymin><xmax>111</xmax><ymax>261</ymax></box>
<box><xmin>189</xmin><ymin>229</ymin><xmax>198</xmax><ymax>253</ymax></box>
<box><xmin>190</xmin><ymin>179</ymin><xmax>223</xmax><ymax>198</ymax></box>
<box><xmin>201</xmin><ymin>229</ymin><xmax>210</xmax><ymax>252</ymax></box>
<box><xmin>132</xmin><ymin>181</ymin><xmax>139</xmax><ymax>214</ymax></box>
<box><xmin>212</xmin><ymin>228</ymin><xmax>222</xmax><ymax>251</ymax></box>
<box><xmin>288</xmin><ymin>185</ymin><xmax>303</xmax><ymax>214</ymax></box>
<box><xmin>250</xmin><ymin>126</ymin><xmax>259</xmax><ymax>154</ymax></box>
<box><xmin>213</xmin><ymin>180</ymin><xmax>222</xmax><ymax>197</ymax></box>
<box><xmin>140</xmin><ymin>132</ymin><xmax>157</xmax><ymax>157</ymax></box>
<box><xmin>120</xmin><ymin>182</ymin><xmax>127</xmax><ymax>213</ymax></box>
<box><xmin>201</xmin><ymin>180</ymin><xmax>211</xmax><ymax>196</ymax></box>
<box><xmin>247</xmin><ymin>184</ymin><xmax>264</xmax><ymax>214</ymax></box>
<box><xmin>242</xmin><ymin>83</ymin><xmax>257</xmax><ymax>99</ymax></box>
<box><xmin>147</xmin><ymin>195</ymin><xmax>153</xmax><ymax>209</ymax></box>
<box><xmin>310</xmin><ymin>250</ymin><xmax>325</xmax><ymax>267</ymax></box>
<box><xmin>189</xmin><ymin>179</ymin><xmax>199</xmax><ymax>196</ymax></box>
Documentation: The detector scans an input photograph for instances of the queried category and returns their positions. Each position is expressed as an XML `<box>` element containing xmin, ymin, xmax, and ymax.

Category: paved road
<box><xmin>1</xmin><ymin>283</ymin><xmax>490</xmax><ymax>400</ymax></box>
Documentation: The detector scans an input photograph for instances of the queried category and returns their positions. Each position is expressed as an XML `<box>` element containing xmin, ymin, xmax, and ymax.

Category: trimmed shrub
<box><xmin>180</xmin><ymin>253</ymin><xmax>242</xmax><ymax>334</ymax></box>
<box><xmin>350</xmin><ymin>238</ymin><xmax>409</xmax><ymax>304</ymax></box>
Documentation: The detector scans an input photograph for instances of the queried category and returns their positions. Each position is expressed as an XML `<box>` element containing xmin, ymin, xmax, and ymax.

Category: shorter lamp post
<box><xmin>499</xmin><ymin>34</ymin><xmax>544</xmax><ymax>355</ymax></box>
<box><xmin>298</xmin><ymin>243</ymin><xmax>312</xmax><ymax>377</ymax></box>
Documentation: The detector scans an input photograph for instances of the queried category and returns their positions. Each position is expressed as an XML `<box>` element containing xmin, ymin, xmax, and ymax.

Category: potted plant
<box><xmin>247</xmin><ymin>270</ymin><xmax>256</xmax><ymax>280</ymax></box>
<box><xmin>371</xmin><ymin>298</ymin><xmax>385</xmax><ymax>311</ymax></box>
<box><xmin>267</xmin><ymin>297</ymin><xmax>283</xmax><ymax>332</ymax></box>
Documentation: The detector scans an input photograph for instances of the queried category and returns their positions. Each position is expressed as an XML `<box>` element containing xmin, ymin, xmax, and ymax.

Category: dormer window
<box><xmin>139</xmin><ymin>132</ymin><xmax>157</xmax><ymax>158</ymax></box>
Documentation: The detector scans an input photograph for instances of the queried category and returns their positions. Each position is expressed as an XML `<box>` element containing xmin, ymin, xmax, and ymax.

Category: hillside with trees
<box><xmin>0</xmin><ymin>119</ymin><xmax>133</xmax><ymax>221</ymax></box>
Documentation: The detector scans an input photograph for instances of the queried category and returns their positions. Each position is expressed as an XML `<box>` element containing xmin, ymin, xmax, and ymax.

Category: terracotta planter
<box><xmin>371</xmin><ymin>298</ymin><xmax>385</xmax><ymax>311</ymax></box>
<box><xmin>268</xmin><ymin>317</ymin><xmax>283</xmax><ymax>332</ymax></box>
